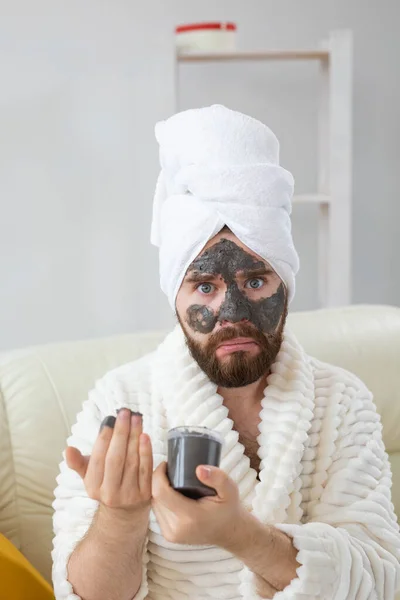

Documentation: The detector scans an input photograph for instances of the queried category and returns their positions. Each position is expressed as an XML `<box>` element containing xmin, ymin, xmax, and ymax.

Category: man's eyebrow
<box><xmin>237</xmin><ymin>266</ymin><xmax>274</xmax><ymax>278</ymax></box>
<box><xmin>184</xmin><ymin>271</ymin><xmax>219</xmax><ymax>284</ymax></box>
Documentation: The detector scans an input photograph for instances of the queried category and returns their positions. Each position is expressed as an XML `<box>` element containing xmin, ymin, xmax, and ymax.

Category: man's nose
<box><xmin>217</xmin><ymin>285</ymin><xmax>252</xmax><ymax>324</ymax></box>
<box><xmin>219</xmin><ymin>318</ymin><xmax>250</xmax><ymax>328</ymax></box>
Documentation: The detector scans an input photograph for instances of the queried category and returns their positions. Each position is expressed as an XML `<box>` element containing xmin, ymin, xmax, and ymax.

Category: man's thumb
<box><xmin>196</xmin><ymin>465</ymin><xmax>234</xmax><ymax>500</ymax></box>
<box><xmin>65</xmin><ymin>446</ymin><xmax>89</xmax><ymax>479</ymax></box>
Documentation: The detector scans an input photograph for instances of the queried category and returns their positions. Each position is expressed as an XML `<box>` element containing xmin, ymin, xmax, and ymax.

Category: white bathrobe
<box><xmin>52</xmin><ymin>327</ymin><xmax>400</xmax><ymax>599</ymax></box>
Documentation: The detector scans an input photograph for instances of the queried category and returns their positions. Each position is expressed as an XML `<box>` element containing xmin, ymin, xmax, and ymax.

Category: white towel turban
<box><xmin>151</xmin><ymin>104</ymin><xmax>299</xmax><ymax>308</ymax></box>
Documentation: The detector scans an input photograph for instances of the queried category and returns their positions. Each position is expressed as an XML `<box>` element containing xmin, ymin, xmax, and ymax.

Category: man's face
<box><xmin>176</xmin><ymin>230</ymin><xmax>287</xmax><ymax>388</ymax></box>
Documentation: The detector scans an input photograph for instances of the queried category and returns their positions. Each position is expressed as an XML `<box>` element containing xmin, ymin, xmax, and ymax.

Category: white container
<box><xmin>175</xmin><ymin>22</ymin><xmax>237</xmax><ymax>55</ymax></box>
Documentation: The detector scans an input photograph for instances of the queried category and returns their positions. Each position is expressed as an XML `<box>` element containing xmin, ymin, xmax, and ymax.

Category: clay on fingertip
<box><xmin>99</xmin><ymin>416</ymin><xmax>116</xmax><ymax>432</ymax></box>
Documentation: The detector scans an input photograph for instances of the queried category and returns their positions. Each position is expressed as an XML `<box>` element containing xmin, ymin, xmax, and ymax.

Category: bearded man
<box><xmin>52</xmin><ymin>105</ymin><xmax>400</xmax><ymax>600</ymax></box>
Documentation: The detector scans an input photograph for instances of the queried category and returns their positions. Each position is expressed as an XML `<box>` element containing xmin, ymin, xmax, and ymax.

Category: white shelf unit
<box><xmin>174</xmin><ymin>31</ymin><xmax>353</xmax><ymax>308</ymax></box>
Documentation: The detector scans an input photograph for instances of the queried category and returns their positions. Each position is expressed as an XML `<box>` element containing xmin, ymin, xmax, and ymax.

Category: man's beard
<box><xmin>178</xmin><ymin>317</ymin><xmax>286</xmax><ymax>388</ymax></box>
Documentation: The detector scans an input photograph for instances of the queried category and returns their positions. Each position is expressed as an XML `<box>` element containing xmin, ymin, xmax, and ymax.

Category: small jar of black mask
<box><xmin>167</xmin><ymin>426</ymin><xmax>223</xmax><ymax>500</ymax></box>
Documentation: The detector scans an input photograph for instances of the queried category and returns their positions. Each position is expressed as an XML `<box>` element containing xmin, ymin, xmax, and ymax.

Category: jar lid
<box><xmin>175</xmin><ymin>22</ymin><xmax>237</xmax><ymax>34</ymax></box>
<box><xmin>168</xmin><ymin>426</ymin><xmax>223</xmax><ymax>444</ymax></box>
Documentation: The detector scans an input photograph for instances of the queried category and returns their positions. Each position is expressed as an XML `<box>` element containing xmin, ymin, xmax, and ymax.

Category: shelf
<box><xmin>177</xmin><ymin>50</ymin><xmax>329</xmax><ymax>63</ymax></box>
<box><xmin>293</xmin><ymin>194</ymin><xmax>330</xmax><ymax>205</ymax></box>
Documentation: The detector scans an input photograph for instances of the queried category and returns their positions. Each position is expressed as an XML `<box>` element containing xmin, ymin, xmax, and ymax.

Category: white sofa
<box><xmin>0</xmin><ymin>304</ymin><xmax>399</xmax><ymax>592</ymax></box>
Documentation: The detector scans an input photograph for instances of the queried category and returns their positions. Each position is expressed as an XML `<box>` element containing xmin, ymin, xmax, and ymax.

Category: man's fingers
<box><xmin>122</xmin><ymin>413</ymin><xmax>142</xmax><ymax>489</ymax></box>
<box><xmin>65</xmin><ymin>447</ymin><xmax>89</xmax><ymax>479</ymax></box>
<box><xmin>152</xmin><ymin>461</ymin><xmax>170</xmax><ymax>498</ymax></box>
<box><xmin>196</xmin><ymin>465</ymin><xmax>236</xmax><ymax>501</ymax></box>
<box><xmin>84</xmin><ymin>417</ymin><xmax>115</xmax><ymax>492</ymax></box>
<box><xmin>103</xmin><ymin>409</ymin><xmax>131</xmax><ymax>490</ymax></box>
<box><xmin>152</xmin><ymin>462</ymin><xmax>192</xmax><ymax>511</ymax></box>
<box><xmin>138</xmin><ymin>433</ymin><xmax>153</xmax><ymax>495</ymax></box>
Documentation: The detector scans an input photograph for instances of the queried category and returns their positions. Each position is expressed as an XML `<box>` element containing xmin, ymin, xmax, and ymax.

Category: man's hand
<box><xmin>65</xmin><ymin>409</ymin><xmax>152</xmax><ymax>600</ymax></box>
<box><xmin>66</xmin><ymin>409</ymin><xmax>153</xmax><ymax>522</ymax></box>
<box><xmin>152</xmin><ymin>461</ymin><xmax>299</xmax><ymax>598</ymax></box>
<box><xmin>152</xmin><ymin>461</ymin><xmax>247</xmax><ymax>548</ymax></box>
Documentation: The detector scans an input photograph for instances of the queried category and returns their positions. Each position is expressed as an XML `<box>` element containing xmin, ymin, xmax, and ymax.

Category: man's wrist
<box><xmin>96</xmin><ymin>504</ymin><xmax>150</xmax><ymax>540</ymax></box>
<box><xmin>220</xmin><ymin>509</ymin><xmax>299</xmax><ymax>592</ymax></box>
<box><xmin>218</xmin><ymin>508</ymin><xmax>265</xmax><ymax>555</ymax></box>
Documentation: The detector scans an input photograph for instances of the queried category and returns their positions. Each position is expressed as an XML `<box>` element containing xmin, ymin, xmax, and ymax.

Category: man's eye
<box><xmin>245</xmin><ymin>278</ymin><xmax>264</xmax><ymax>290</ymax></box>
<box><xmin>197</xmin><ymin>283</ymin><xmax>214</xmax><ymax>295</ymax></box>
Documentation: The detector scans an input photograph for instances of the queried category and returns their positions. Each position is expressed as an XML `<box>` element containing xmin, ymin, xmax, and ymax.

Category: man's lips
<box><xmin>215</xmin><ymin>337</ymin><xmax>260</xmax><ymax>357</ymax></box>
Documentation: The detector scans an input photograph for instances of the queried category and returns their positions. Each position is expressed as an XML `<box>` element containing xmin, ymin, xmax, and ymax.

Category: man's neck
<box><xmin>218</xmin><ymin>375</ymin><xmax>268</xmax><ymax>473</ymax></box>
<box><xmin>218</xmin><ymin>374</ymin><xmax>267</xmax><ymax>416</ymax></box>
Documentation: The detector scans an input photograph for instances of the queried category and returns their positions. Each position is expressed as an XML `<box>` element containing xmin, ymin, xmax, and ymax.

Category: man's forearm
<box><xmin>67</xmin><ymin>505</ymin><xmax>149</xmax><ymax>600</ymax></box>
<box><xmin>222</xmin><ymin>510</ymin><xmax>299</xmax><ymax>596</ymax></box>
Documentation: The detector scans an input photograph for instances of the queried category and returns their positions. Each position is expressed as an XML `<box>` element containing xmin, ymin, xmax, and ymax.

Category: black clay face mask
<box><xmin>179</xmin><ymin>238</ymin><xmax>287</xmax><ymax>387</ymax></box>
<box><xmin>185</xmin><ymin>238</ymin><xmax>286</xmax><ymax>335</ymax></box>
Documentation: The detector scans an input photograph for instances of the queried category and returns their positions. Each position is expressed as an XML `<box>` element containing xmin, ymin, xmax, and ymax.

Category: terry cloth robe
<box><xmin>52</xmin><ymin>327</ymin><xmax>400</xmax><ymax>599</ymax></box>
